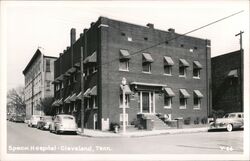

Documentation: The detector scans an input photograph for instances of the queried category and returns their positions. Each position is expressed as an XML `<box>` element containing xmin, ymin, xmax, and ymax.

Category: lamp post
<box><xmin>121</xmin><ymin>77</ymin><xmax>127</xmax><ymax>134</ymax></box>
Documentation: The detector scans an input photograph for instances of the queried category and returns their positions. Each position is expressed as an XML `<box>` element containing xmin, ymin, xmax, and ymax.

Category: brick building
<box><xmin>211</xmin><ymin>50</ymin><xmax>243</xmax><ymax>113</ymax></box>
<box><xmin>23</xmin><ymin>49</ymin><xmax>57</xmax><ymax>119</ymax></box>
<box><xmin>52</xmin><ymin>17</ymin><xmax>211</xmax><ymax>130</ymax></box>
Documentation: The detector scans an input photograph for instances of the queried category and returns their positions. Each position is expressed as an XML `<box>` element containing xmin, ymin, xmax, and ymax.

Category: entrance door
<box><xmin>142</xmin><ymin>92</ymin><xmax>150</xmax><ymax>113</ymax></box>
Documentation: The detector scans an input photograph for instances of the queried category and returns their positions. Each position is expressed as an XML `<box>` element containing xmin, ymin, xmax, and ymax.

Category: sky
<box><xmin>1</xmin><ymin>0</ymin><xmax>249</xmax><ymax>90</ymax></box>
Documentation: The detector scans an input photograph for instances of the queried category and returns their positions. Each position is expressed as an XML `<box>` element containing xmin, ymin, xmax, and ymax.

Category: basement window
<box><xmin>144</xmin><ymin>37</ymin><xmax>148</xmax><ymax>41</ymax></box>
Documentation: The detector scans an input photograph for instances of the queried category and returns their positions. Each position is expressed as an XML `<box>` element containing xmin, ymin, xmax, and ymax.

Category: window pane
<box><xmin>193</xmin><ymin>69</ymin><xmax>200</xmax><ymax>77</ymax></box>
<box><xmin>46</xmin><ymin>60</ymin><xmax>50</xmax><ymax>72</ymax></box>
<box><xmin>119</xmin><ymin>60</ymin><xmax>128</xmax><ymax>71</ymax></box>
<box><xmin>179</xmin><ymin>67</ymin><xmax>185</xmax><ymax>76</ymax></box>
<box><xmin>142</xmin><ymin>63</ymin><xmax>151</xmax><ymax>72</ymax></box>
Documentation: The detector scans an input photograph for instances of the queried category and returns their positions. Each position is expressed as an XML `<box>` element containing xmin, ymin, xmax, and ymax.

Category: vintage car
<box><xmin>49</xmin><ymin>114</ymin><xmax>78</xmax><ymax>134</ymax></box>
<box><xmin>37</xmin><ymin>116</ymin><xmax>53</xmax><ymax>130</ymax></box>
<box><xmin>28</xmin><ymin>115</ymin><xmax>41</xmax><ymax>127</ymax></box>
<box><xmin>9</xmin><ymin>113</ymin><xmax>25</xmax><ymax>123</ymax></box>
<box><xmin>209</xmin><ymin>112</ymin><xmax>244</xmax><ymax>132</ymax></box>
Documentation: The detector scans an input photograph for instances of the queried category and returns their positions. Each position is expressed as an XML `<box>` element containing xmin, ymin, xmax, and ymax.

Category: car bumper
<box><xmin>57</xmin><ymin>127</ymin><xmax>77</xmax><ymax>132</ymax></box>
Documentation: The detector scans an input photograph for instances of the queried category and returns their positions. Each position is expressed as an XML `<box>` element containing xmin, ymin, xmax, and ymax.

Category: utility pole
<box><xmin>80</xmin><ymin>46</ymin><xmax>85</xmax><ymax>133</ymax></box>
<box><xmin>235</xmin><ymin>31</ymin><xmax>244</xmax><ymax>112</ymax></box>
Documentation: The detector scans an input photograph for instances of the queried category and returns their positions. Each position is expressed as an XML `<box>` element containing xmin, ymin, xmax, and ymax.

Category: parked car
<box><xmin>28</xmin><ymin>115</ymin><xmax>41</xmax><ymax>127</ymax></box>
<box><xmin>209</xmin><ymin>112</ymin><xmax>244</xmax><ymax>132</ymax></box>
<box><xmin>9</xmin><ymin>114</ymin><xmax>25</xmax><ymax>123</ymax></box>
<box><xmin>37</xmin><ymin>116</ymin><xmax>53</xmax><ymax>130</ymax></box>
<box><xmin>49</xmin><ymin>114</ymin><xmax>78</xmax><ymax>134</ymax></box>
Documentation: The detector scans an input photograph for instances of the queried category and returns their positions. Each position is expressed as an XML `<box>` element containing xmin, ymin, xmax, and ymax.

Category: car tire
<box><xmin>226</xmin><ymin>124</ymin><xmax>233</xmax><ymax>132</ymax></box>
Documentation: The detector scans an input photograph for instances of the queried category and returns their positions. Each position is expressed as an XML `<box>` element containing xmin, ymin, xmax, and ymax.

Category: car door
<box><xmin>54</xmin><ymin>116</ymin><xmax>60</xmax><ymax>130</ymax></box>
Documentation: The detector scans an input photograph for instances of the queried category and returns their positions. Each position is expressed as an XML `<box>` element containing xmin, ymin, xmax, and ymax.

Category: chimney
<box><xmin>168</xmin><ymin>28</ymin><xmax>175</xmax><ymax>33</ymax></box>
<box><xmin>70</xmin><ymin>28</ymin><xmax>76</xmax><ymax>46</ymax></box>
<box><xmin>146</xmin><ymin>23</ymin><xmax>154</xmax><ymax>29</ymax></box>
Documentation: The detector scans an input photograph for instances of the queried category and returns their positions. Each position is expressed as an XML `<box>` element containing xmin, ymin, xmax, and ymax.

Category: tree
<box><xmin>37</xmin><ymin>97</ymin><xmax>55</xmax><ymax>116</ymax></box>
<box><xmin>7</xmin><ymin>86</ymin><xmax>26</xmax><ymax>115</ymax></box>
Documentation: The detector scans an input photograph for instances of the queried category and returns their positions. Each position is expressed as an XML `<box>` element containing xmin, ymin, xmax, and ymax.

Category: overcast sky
<box><xmin>1</xmin><ymin>1</ymin><xmax>249</xmax><ymax>90</ymax></box>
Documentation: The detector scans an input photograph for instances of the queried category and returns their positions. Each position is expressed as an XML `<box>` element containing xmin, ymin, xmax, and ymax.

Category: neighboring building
<box><xmin>52</xmin><ymin>17</ymin><xmax>211</xmax><ymax>131</ymax></box>
<box><xmin>211</xmin><ymin>50</ymin><xmax>243</xmax><ymax>114</ymax></box>
<box><xmin>23</xmin><ymin>49</ymin><xmax>57</xmax><ymax>119</ymax></box>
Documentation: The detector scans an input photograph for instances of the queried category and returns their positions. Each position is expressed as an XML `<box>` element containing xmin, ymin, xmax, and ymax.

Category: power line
<box><xmin>95</xmin><ymin>10</ymin><xmax>244</xmax><ymax>68</ymax></box>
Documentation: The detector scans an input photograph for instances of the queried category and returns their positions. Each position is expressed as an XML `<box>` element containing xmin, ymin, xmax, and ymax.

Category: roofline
<box><xmin>212</xmin><ymin>50</ymin><xmax>241</xmax><ymax>59</ymax></box>
<box><xmin>44</xmin><ymin>55</ymin><xmax>58</xmax><ymax>59</ymax></box>
<box><xmin>23</xmin><ymin>49</ymin><xmax>42</xmax><ymax>75</ymax></box>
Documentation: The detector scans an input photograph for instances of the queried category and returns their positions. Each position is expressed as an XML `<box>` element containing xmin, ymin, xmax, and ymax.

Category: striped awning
<box><xmin>120</xmin><ymin>49</ymin><xmax>131</xmax><ymax>59</ymax></box>
<box><xmin>52</xmin><ymin>100</ymin><xmax>59</xmax><ymax>107</ymax></box>
<box><xmin>83</xmin><ymin>51</ymin><xmax>96</xmax><ymax>64</ymax></box>
<box><xmin>179</xmin><ymin>59</ymin><xmax>190</xmax><ymax>67</ymax></box>
<box><xmin>57</xmin><ymin>98</ymin><xmax>63</xmax><ymax>105</ymax></box>
<box><xmin>164</xmin><ymin>87</ymin><xmax>175</xmax><ymax>97</ymax></box>
<box><xmin>193</xmin><ymin>61</ymin><xmax>203</xmax><ymax>69</ymax></box>
<box><xmin>64</xmin><ymin>95</ymin><xmax>71</xmax><ymax>104</ymax></box>
<box><xmin>193</xmin><ymin>90</ymin><xmax>204</xmax><ymax>98</ymax></box>
<box><xmin>70</xmin><ymin>93</ymin><xmax>76</xmax><ymax>102</ymax></box>
<box><xmin>76</xmin><ymin>92</ymin><xmax>82</xmax><ymax>100</ymax></box>
<box><xmin>164</xmin><ymin>56</ymin><xmax>174</xmax><ymax>66</ymax></box>
<box><xmin>142</xmin><ymin>53</ymin><xmax>154</xmax><ymax>63</ymax></box>
<box><xmin>89</xmin><ymin>86</ymin><xmax>97</xmax><ymax>96</ymax></box>
<box><xmin>179</xmin><ymin>89</ymin><xmax>190</xmax><ymax>98</ymax></box>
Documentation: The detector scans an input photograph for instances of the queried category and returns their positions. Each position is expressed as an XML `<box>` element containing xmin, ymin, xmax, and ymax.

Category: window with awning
<box><xmin>69</xmin><ymin>93</ymin><xmax>76</xmax><ymax>102</ymax></box>
<box><xmin>64</xmin><ymin>95</ymin><xmax>71</xmax><ymax>104</ymax></box>
<box><xmin>89</xmin><ymin>86</ymin><xmax>97</xmax><ymax>96</ymax></box>
<box><xmin>193</xmin><ymin>61</ymin><xmax>202</xmax><ymax>69</ymax></box>
<box><xmin>57</xmin><ymin>98</ymin><xmax>63</xmax><ymax>105</ymax></box>
<box><xmin>76</xmin><ymin>92</ymin><xmax>82</xmax><ymax>100</ymax></box>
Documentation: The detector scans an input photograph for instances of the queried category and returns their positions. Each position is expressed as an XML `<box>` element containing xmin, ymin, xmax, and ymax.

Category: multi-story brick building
<box><xmin>23</xmin><ymin>49</ymin><xmax>57</xmax><ymax>119</ymax></box>
<box><xmin>52</xmin><ymin>17</ymin><xmax>211</xmax><ymax>131</ymax></box>
<box><xmin>211</xmin><ymin>50</ymin><xmax>243</xmax><ymax>113</ymax></box>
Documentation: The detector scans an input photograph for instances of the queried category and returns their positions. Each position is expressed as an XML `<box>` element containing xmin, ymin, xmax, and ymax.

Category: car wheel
<box><xmin>226</xmin><ymin>124</ymin><xmax>233</xmax><ymax>132</ymax></box>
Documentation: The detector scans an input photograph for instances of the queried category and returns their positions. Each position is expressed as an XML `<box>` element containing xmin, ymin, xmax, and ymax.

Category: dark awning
<box><xmin>179</xmin><ymin>89</ymin><xmax>190</xmax><ymax>98</ymax></box>
<box><xmin>164</xmin><ymin>56</ymin><xmax>174</xmax><ymax>66</ymax></box>
<box><xmin>227</xmin><ymin>69</ymin><xmax>238</xmax><ymax>78</ymax></box>
<box><xmin>120</xmin><ymin>85</ymin><xmax>133</xmax><ymax>94</ymax></box>
<box><xmin>89</xmin><ymin>86</ymin><xmax>97</xmax><ymax>96</ymax></box>
<box><xmin>83</xmin><ymin>51</ymin><xmax>96</xmax><ymax>64</ymax></box>
<box><xmin>193</xmin><ymin>90</ymin><xmax>204</xmax><ymax>98</ymax></box>
<box><xmin>120</xmin><ymin>49</ymin><xmax>131</xmax><ymax>59</ymax></box>
<box><xmin>142</xmin><ymin>53</ymin><xmax>154</xmax><ymax>63</ymax></box>
<box><xmin>52</xmin><ymin>100</ymin><xmax>59</xmax><ymax>107</ymax></box>
<box><xmin>74</xmin><ymin>62</ymin><xmax>80</xmax><ymax>68</ymax></box>
<box><xmin>193</xmin><ymin>61</ymin><xmax>203</xmax><ymax>69</ymax></box>
<box><xmin>67</xmin><ymin>67</ymin><xmax>77</xmax><ymax>74</ymax></box>
<box><xmin>130</xmin><ymin>82</ymin><xmax>167</xmax><ymax>92</ymax></box>
<box><xmin>83</xmin><ymin>88</ymin><xmax>91</xmax><ymax>97</ymax></box>
<box><xmin>164</xmin><ymin>88</ymin><xmax>175</xmax><ymax>97</ymax></box>
<box><xmin>179</xmin><ymin>59</ymin><xmax>190</xmax><ymax>67</ymax></box>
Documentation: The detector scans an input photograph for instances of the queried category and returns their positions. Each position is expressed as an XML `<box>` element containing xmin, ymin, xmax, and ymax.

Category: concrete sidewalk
<box><xmin>77</xmin><ymin>127</ymin><xmax>209</xmax><ymax>138</ymax></box>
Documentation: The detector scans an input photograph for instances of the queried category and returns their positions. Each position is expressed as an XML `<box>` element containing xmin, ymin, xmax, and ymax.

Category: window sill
<box><xmin>193</xmin><ymin>107</ymin><xmax>201</xmax><ymax>110</ymax></box>
<box><xmin>179</xmin><ymin>106</ymin><xmax>186</xmax><ymax>109</ymax></box>
<box><xmin>179</xmin><ymin>75</ymin><xmax>186</xmax><ymax>78</ymax></box>
<box><xmin>193</xmin><ymin>77</ymin><xmax>200</xmax><ymax>79</ymax></box>
<box><xmin>119</xmin><ymin>69</ymin><xmax>129</xmax><ymax>72</ymax></box>
<box><xmin>142</xmin><ymin>71</ymin><xmax>152</xmax><ymax>74</ymax></box>
<box><xmin>119</xmin><ymin>106</ymin><xmax>130</xmax><ymax>108</ymax></box>
<box><xmin>164</xmin><ymin>74</ymin><xmax>172</xmax><ymax>76</ymax></box>
<box><xmin>164</xmin><ymin>106</ymin><xmax>172</xmax><ymax>109</ymax></box>
<box><xmin>93</xmin><ymin>107</ymin><xmax>98</xmax><ymax>109</ymax></box>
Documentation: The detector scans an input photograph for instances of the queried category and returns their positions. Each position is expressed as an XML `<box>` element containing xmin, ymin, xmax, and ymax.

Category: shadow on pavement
<box><xmin>208</xmin><ymin>128</ymin><xmax>243</xmax><ymax>132</ymax></box>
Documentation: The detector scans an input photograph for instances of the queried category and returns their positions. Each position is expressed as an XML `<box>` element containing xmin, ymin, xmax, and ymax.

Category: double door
<box><xmin>140</xmin><ymin>91</ymin><xmax>155</xmax><ymax>113</ymax></box>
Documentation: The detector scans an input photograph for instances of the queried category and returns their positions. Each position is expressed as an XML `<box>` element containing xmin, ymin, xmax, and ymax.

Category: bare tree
<box><xmin>7</xmin><ymin>86</ymin><xmax>26</xmax><ymax>115</ymax></box>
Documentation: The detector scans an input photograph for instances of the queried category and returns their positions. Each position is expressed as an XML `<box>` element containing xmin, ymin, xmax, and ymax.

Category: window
<box><xmin>119</xmin><ymin>94</ymin><xmax>130</xmax><ymax>108</ymax></box>
<box><xmin>119</xmin><ymin>59</ymin><xmax>129</xmax><ymax>71</ymax></box>
<box><xmin>93</xmin><ymin>96</ymin><xmax>98</xmax><ymax>109</ymax></box>
<box><xmin>46</xmin><ymin>60</ymin><xmax>50</xmax><ymax>72</ymax></box>
<box><xmin>68</xmin><ymin>79</ymin><xmax>71</xmax><ymax>86</ymax></box>
<box><xmin>93</xmin><ymin>66</ymin><xmax>97</xmax><ymax>73</ymax></box>
<box><xmin>120</xmin><ymin>113</ymin><xmax>128</xmax><ymax>125</ymax></box>
<box><xmin>179</xmin><ymin>66</ymin><xmax>186</xmax><ymax>76</ymax></box>
<box><xmin>73</xmin><ymin>74</ymin><xmax>77</xmax><ymax>82</ymax></box>
<box><xmin>142</xmin><ymin>62</ymin><xmax>151</xmax><ymax>73</ymax></box>
<box><xmin>193</xmin><ymin>68</ymin><xmax>200</xmax><ymax>78</ymax></box>
<box><xmin>61</xmin><ymin>82</ymin><xmax>64</xmax><ymax>89</ymax></box>
<box><xmin>164</xmin><ymin>65</ymin><xmax>172</xmax><ymax>75</ymax></box>
<box><xmin>89</xmin><ymin>66</ymin><xmax>94</xmax><ymax>74</ymax></box>
<box><xmin>180</xmin><ymin>98</ymin><xmax>187</xmax><ymax>109</ymax></box>
<box><xmin>193</xmin><ymin>97</ymin><xmax>201</xmax><ymax>109</ymax></box>
<box><xmin>164</xmin><ymin>96</ymin><xmax>172</xmax><ymax>108</ymax></box>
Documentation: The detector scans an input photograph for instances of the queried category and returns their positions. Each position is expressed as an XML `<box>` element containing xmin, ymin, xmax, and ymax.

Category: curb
<box><xmin>76</xmin><ymin>128</ymin><xmax>209</xmax><ymax>138</ymax></box>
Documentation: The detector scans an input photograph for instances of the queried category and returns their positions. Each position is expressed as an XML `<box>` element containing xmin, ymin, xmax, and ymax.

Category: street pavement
<box><xmin>7</xmin><ymin>121</ymin><xmax>243</xmax><ymax>154</ymax></box>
